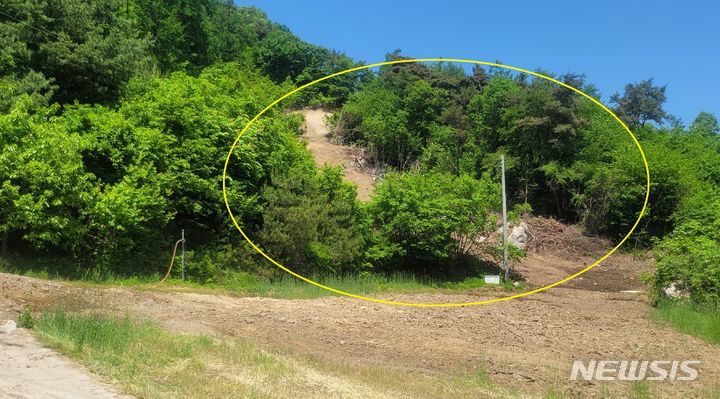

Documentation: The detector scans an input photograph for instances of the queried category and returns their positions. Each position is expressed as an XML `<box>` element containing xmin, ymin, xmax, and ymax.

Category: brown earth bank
<box><xmin>516</xmin><ymin>216</ymin><xmax>654</xmax><ymax>293</ymax></box>
<box><xmin>1</xmin><ymin>265</ymin><xmax>718</xmax><ymax>398</ymax></box>
<box><xmin>298</xmin><ymin>108</ymin><xmax>376</xmax><ymax>201</ymax></box>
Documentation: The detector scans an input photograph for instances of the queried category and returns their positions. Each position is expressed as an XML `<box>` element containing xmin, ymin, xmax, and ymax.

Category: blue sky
<box><xmin>239</xmin><ymin>0</ymin><xmax>719</xmax><ymax>125</ymax></box>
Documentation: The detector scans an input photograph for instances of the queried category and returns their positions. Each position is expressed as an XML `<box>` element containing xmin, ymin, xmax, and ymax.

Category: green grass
<box><xmin>543</xmin><ymin>378</ymin><xmax>661</xmax><ymax>399</ymax></box>
<box><xmin>630</xmin><ymin>381</ymin><xmax>651</xmax><ymax>399</ymax></box>
<box><xmin>28</xmin><ymin>310</ymin><xmax>510</xmax><ymax>399</ymax></box>
<box><xmin>649</xmin><ymin>298</ymin><xmax>720</xmax><ymax>345</ymax></box>
<box><xmin>103</xmin><ymin>272</ymin><xmax>524</xmax><ymax>300</ymax></box>
<box><xmin>17</xmin><ymin>305</ymin><xmax>35</xmax><ymax>328</ymax></box>
<box><xmin>232</xmin><ymin>273</ymin><xmax>523</xmax><ymax>299</ymax></box>
<box><xmin>2</xmin><ymin>256</ymin><xmax>525</xmax><ymax>299</ymax></box>
<box><xmin>542</xmin><ymin>384</ymin><xmax>567</xmax><ymax>399</ymax></box>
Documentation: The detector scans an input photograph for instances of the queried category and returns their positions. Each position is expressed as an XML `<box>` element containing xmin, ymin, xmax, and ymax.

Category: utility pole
<box><xmin>181</xmin><ymin>229</ymin><xmax>186</xmax><ymax>281</ymax></box>
<box><xmin>501</xmin><ymin>155</ymin><xmax>509</xmax><ymax>281</ymax></box>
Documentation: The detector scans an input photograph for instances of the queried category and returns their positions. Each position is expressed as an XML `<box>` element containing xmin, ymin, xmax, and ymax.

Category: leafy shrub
<box><xmin>184</xmin><ymin>243</ymin><xmax>270</xmax><ymax>283</ymax></box>
<box><xmin>18</xmin><ymin>305</ymin><xmax>34</xmax><ymax>329</ymax></box>
<box><xmin>366</xmin><ymin>172</ymin><xmax>499</xmax><ymax>274</ymax></box>
<box><xmin>486</xmin><ymin>243</ymin><xmax>527</xmax><ymax>265</ymax></box>
<box><xmin>257</xmin><ymin>165</ymin><xmax>367</xmax><ymax>276</ymax></box>
<box><xmin>654</xmin><ymin>221</ymin><xmax>720</xmax><ymax>304</ymax></box>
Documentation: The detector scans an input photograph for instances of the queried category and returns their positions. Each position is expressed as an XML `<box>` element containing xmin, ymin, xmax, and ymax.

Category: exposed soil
<box><xmin>298</xmin><ymin>109</ymin><xmax>375</xmax><ymax>200</ymax></box>
<box><xmin>1</xmin><ymin>238</ymin><xmax>718</xmax><ymax>399</ymax></box>
<box><xmin>516</xmin><ymin>216</ymin><xmax>654</xmax><ymax>293</ymax></box>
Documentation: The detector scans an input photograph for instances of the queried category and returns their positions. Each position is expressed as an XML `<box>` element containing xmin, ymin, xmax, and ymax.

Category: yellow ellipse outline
<box><xmin>222</xmin><ymin>58</ymin><xmax>651</xmax><ymax>307</ymax></box>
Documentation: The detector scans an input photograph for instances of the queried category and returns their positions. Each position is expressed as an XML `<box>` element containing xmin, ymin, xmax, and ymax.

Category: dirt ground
<box><xmin>1</xmin><ymin>239</ymin><xmax>718</xmax><ymax>399</ymax></box>
<box><xmin>515</xmin><ymin>216</ymin><xmax>654</xmax><ymax>293</ymax></box>
<box><xmin>299</xmin><ymin>109</ymin><xmax>375</xmax><ymax>200</ymax></box>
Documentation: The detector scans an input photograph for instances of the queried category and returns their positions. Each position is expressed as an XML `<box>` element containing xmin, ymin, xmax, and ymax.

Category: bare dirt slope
<box><xmin>1</xmin><ymin>265</ymin><xmax>718</xmax><ymax>398</ymax></box>
<box><xmin>299</xmin><ymin>109</ymin><xmax>375</xmax><ymax>200</ymax></box>
<box><xmin>515</xmin><ymin>216</ymin><xmax>654</xmax><ymax>292</ymax></box>
<box><xmin>0</xmin><ymin>319</ymin><xmax>134</xmax><ymax>399</ymax></box>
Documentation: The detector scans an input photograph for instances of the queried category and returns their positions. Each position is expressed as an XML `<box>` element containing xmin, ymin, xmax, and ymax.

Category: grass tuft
<box><xmin>17</xmin><ymin>305</ymin><xmax>35</xmax><ymax>328</ymax></box>
<box><xmin>1</xmin><ymin>255</ymin><xmax>525</xmax><ymax>300</ymax></box>
<box><xmin>649</xmin><ymin>298</ymin><xmax>720</xmax><ymax>344</ymax></box>
<box><xmin>630</xmin><ymin>381</ymin><xmax>651</xmax><ymax>399</ymax></box>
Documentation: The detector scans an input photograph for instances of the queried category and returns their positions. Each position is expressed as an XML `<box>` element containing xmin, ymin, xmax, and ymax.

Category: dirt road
<box><xmin>1</xmin><ymin>270</ymin><xmax>718</xmax><ymax>398</ymax></box>
<box><xmin>0</xmin><ymin>318</ymin><xmax>133</xmax><ymax>399</ymax></box>
<box><xmin>299</xmin><ymin>109</ymin><xmax>375</xmax><ymax>200</ymax></box>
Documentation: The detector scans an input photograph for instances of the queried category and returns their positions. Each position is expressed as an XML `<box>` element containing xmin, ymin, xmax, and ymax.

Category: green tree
<box><xmin>253</xmin><ymin>27</ymin><xmax>319</xmax><ymax>82</ymax></box>
<box><xmin>366</xmin><ymin>172</ymin><xmax>499</xmax><ymax>275</ymax></box>
<box><xmin>0</xmin><ymin>100</ymin><xmax>94</xmax><ymax>256</ymax></box>
<box><xmin>655</xmin><ymin>217</ymin><xmax>720</xmax><ymax>304</ymax></box>
<box><xmin>132</xmin><ymin>0</ymin><xmax>215</xmax><ymax>72</ymax></box>
<box><xmin>0</xmin><ymin>0</ymin><xmax>154</xmax><ymax>104</ymax></box>
<box><xmin>610</xmin><ymin>79</ymin><xmax>668</xmax><ymax>129</ymax></box>
<box><xmin>258</xmin><ymin>166</ymin><xmax>366</xmax><ymax>276</ymax></box>
<box><xmin>689</xmin><ymin>111</ymin><xmax>719</xmax><ymax>137</ymax></box>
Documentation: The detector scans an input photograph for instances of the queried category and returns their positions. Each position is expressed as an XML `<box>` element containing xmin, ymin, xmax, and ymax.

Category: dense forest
<box><xmin>1</xmin><ymin>0</ymin><xmax>718</xmax><ymax>304</ymax></box>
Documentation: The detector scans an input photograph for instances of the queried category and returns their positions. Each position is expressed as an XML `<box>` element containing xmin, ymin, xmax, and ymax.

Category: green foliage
<box><xmin>0</xmin><ymin>62</ymin><xmax>310</xmax><ymax>274</ymax></box>
<box><xmin>647</xmin><ymin>140</ymin><xmax>720</xmax><ymax>302</ymax></box>
<box><xmin>610</xmin><ymin>78</ymin><xmax>668</xmax><ymax>129</ymax></box>
<box><xmin>334</xmin><ymin>59</ymin><xmax>487</xmax><ymax>169</ymax></box>
<box><xmin>1</xmin><ymin>4</ymin><xmax>719</xmax><ymax>304</ymax></box>
<box><xmin>486</xmin><ymin>243</ymin><xmax>526</xmax><ymax>265</ymax></box>
<box><xmin>689</xmin><ymin>111</ymin><xmax>719</xmax><ymax>137</ymax></box>
<box><xmin>253</xmin><ymin>27</ymin><xmax>325</xmax><ymax>84</ymax></box>
<box><xmin>650</xmin><ymin>298</ymin><xmax>720</xmax><ymax>344</ymax></box>
<box><xmin>132</xmin><ymin>0</ymin><xmax>215</xmax><ymax>72</ymax></box>
<box><xmin>0</xmin><ymin>0</ymin><xmax>352</xmax><ymax>277</ymax></box>
<box><xmin>0</xmin><ymin>0</ymin><xmax>353</xmax><ymax>106</ymax></box>
<box><xmin>0</xmin><ymin>0</ymin><xmax>154</xmax><ymax>104</ymax></box>
<box><xmin>182</xmin><ymin>243</ymin><xmax>269</xmax><ymax>283</ymax></box>
<box><xmin>258</xmin><ymin>165</ymin><xmax>366</xmax><ymax>276</ymax></box>
<box><xmin>0</xmin><ymin>100</ymin><xmax>95</xmax><ymax>251</ymax></box>
<box><xmin>330</xmin><ymin>55</ymin><xmax>719</xmax><ymax>302</ymax></box>
<box><xmin>333</xmin><ymin>78</ymin><xmax>419</xmax><ymax>167</ymax></box>
<box><xmin>252</xmin><ymin>26</ymin><xmax>366</xmax><ymax>106</ymax></box>
<box><xmin>18</xmin><ymin>305</ymin><xmax>34</xmax><ymax>328</ymax></box>
<box><xmin>654</xmin><ymin>218</ymin><xmax>720</xmax><ymax>303</ymax></box>
<box><xmin>335</xmin><ymin>63</ymin><xmax>589</xmax><ymax>217</ymax></box>
<box><xmin>366</xmin><ymin>172</ymin><xmax>499</xmax><ymax>274</ymax></box>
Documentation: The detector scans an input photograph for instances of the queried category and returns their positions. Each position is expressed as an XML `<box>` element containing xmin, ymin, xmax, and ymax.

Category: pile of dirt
<box><xmin>511</xmin><ymin>216</ymin><xmax>654</xmax><ymax>293</ymax></box>
<box><xmin>524</xmin><ymin>216</ymin><xmax>608</xmax><ymax>259</ymax></box>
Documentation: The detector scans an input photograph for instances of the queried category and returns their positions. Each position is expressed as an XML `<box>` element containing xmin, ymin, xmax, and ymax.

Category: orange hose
<box><xmin>159</xmin><ymin>239</ymin><xmax>184</xmax><ymax>283</ymax></box>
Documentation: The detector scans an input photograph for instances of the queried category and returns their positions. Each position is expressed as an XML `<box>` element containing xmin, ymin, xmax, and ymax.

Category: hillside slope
<box><xmin>299</xmin><ymin>109</ymin><xmax>375</xmax><ymax>200</ymax></box>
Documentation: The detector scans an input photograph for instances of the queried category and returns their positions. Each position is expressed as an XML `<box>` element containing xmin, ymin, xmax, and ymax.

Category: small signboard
<box><xmin>484</xmin><ymin>275</ymin><xmax>501</xmax><ymax>285</ymax></box>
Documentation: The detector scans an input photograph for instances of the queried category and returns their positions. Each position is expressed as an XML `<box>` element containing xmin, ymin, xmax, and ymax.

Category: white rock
<box><xmin>0</xmin><ymin>320</ymin><xmax>17</xmax><ymax>334</ymax></box>
<box><xmin>508</xmin><ymin>221</ymin><xmax>530</xmax><ymax>249</ymax></box>
<box><xmin>663</xmin><ymin>281</ymin><xmax>690</xmax><ymax>299</ymax></box>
